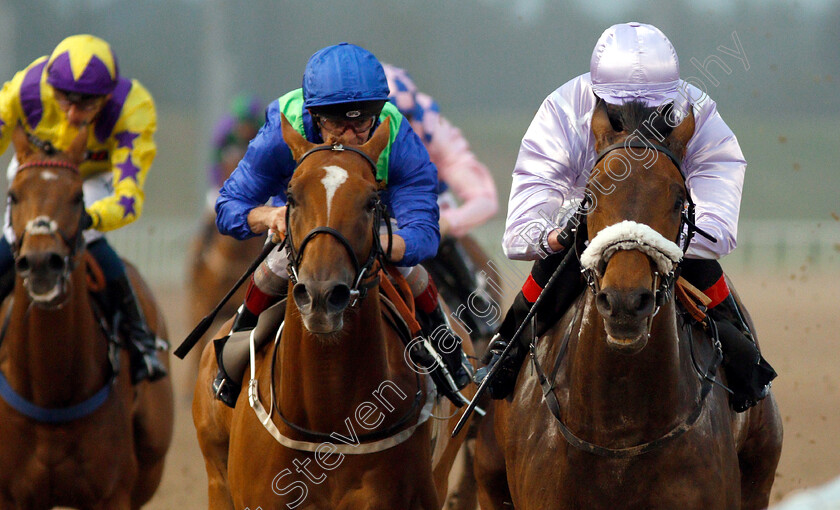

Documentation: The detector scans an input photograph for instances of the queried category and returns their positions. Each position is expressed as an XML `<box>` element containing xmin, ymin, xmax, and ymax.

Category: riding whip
<box><xmin>174</xmin><ymin>237</ymin><xmax>283</xmax><ymax>359</ymax></box>
<box><xmin>451</xmin><ymin>243</ymin><xmax>578</xmax><ymax>437</ymax></box>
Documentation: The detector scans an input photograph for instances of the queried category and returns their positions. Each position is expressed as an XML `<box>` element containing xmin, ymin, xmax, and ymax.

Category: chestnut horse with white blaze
<box><xmin>474</xmin><ymin>100</ymin><xmax>782</xmax><ymax>509</ymax></box>
<box><xmin>193</xmin><ymin>115</ymin><xmax>476</xmax><ymax>509</ymax></box>
<box><xmin>0</xmin><ymin>126</ymin><xmax>173</xmax><ymax>509</ymax></box>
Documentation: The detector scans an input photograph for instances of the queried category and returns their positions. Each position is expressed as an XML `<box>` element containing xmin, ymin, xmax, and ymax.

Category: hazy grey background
<box><xmin>1</xmin><ymin>0</ymin><xmax>838</xmax><ymax>279</ymax></box>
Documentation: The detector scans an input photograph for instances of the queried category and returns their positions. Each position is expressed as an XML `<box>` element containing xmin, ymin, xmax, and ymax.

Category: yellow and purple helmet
<box><xmin>46</xmin><ymin>34</ymin><xmax>119</xmax><ymax>96</ymax></box>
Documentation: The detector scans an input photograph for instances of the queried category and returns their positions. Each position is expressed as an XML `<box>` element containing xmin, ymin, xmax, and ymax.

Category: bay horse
<box><xmin>474</xmin><ymin>99</ymin><xmax>783</xmax><ymax>509</ymax></box>
<box><xmin>0</xmin><ymin>126</ymin><xmax>173</xmax><ymax>508</ymax></box>
<box><xmin>193</xmin><ymin>115</ymin><xmax>476</xmax><ymax>509</ymax></box>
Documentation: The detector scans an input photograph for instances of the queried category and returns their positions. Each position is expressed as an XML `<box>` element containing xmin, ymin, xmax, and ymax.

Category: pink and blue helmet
<box><xmin>381</xmin><ymin>63</ymin><xmax>424</xmax><ymax>122</ymax></box>
<box><xmin>46</xmin><ymin>34</ymin><xmax>119</xmax><ymax>96</ymax></box>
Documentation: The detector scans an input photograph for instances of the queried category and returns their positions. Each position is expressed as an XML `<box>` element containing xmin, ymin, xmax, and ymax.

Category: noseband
<box><xmin>284</xmin><ymin>144</ymin><xmax>388</xmax><ymax>306</ymax></box>
<box><xmin>10</xmin><ymin>160</ymin><xmax>87</xmax><ymax>274</ymax></box>
<box><xmin>581</xmin><ymin>140</ymin><xmax>717</xmax><ymax>309</ymax></box>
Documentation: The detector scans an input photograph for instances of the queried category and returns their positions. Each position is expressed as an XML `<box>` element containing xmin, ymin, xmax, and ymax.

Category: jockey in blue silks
<box><xmin>213</xmin><ymin>42</ymin><xmax>472</xmax><ymax>408</ymax></box>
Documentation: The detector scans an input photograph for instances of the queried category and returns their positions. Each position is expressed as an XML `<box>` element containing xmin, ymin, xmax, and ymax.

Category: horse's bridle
<box><xmin>581</xmin><ymin>140</ymin><xmax>717</xmax><ymax>309</ymax></box>
<box><xmin>0</xmin><ymin>158</ymin><xmax>119</xmax><ymax>422</ymax></box>
<box><xmin>284</xmin><ymin>144</ymin><xmax>390</xmax><ymax>306</ymax></box>
<box><xmin>9</xmin><ymin>160</ymin><xmax>87</xmax><ymax>277</ymax></box>
<box><xmin>529</xmin><ymin>140</ymin><xmax>726</xmax><ymax>457</ymax></box>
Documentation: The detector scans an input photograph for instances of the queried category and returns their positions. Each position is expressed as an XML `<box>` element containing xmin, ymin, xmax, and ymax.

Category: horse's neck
<box><xmin>214</xmin><ymin>232</ymin><xmax>252</xmax><ymax>259</ymax></box>
<box><xmin>277</xmin><ymin>294</ymin><xmax>402</xmax><ymax>432</ymax></box>
<box><xmin>565</xmin><ymin>296</ymin><xmax>696</xmax><ymax>433</ymax></box>
<box><xmin>3</xmin><ymin>266</ymin><xmax>106</xmax><ymax>406</ymax></box>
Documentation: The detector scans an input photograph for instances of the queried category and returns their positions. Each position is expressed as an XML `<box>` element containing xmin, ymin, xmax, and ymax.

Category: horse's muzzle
<box><xmin>292</xmin><ymin>280</ymin><xmax>352</xmax><ymax>334</ymax></box>
<box><xmin>15</xmin><ymin>250</ymin><xmax>71</xmax><ymax>307</ymax></box>
<box><xmin>596</xmin><ymin>286</ymin><xmax>655</xmax><ymax>353</ymax></box>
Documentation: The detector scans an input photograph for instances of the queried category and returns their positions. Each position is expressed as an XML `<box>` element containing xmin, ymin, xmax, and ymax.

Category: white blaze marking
<box><xmin>321</xmin><ymin>165</ymin><xmax>348</xmax><ymax>221</ymax></box>
<box><xmin>40</xmin><ymin>170</ymin><xmax>58</xmax><ymax>181</ymax></box>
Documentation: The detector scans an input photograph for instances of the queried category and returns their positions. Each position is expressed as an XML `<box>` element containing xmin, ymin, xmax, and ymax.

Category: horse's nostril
<box><xmin>15</xmin><ymin>257</ymin><xmax>30</xmax><ymax>274</ymax></box>
<box><xmin>596</xmin><ymin>292</ymin><xmax>612</xmax><ymax>314</ymax></box>
<box><xmin>293</xmin><ymin>283</ymin><xmax>312</xmax><ymax>309</ymax></box>
<box><xmin>635</xmin><ymin>290</ymin><xmax>655</xmax><ymax>315</ymax></box>
<box><xmin>47</xmin><ymin>253</ymin><xmax>65</xmax><ymax>272</ymax></box>
<box><xmin>326</xmin><ymin>283</ymin><xmax>351</xmax><ymax>313</ymax></box>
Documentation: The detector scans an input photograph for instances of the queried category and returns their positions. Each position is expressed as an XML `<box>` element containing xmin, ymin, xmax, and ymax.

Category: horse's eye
<box><xmin>73</xmin><ymin>193</ymin><xmax>84</xmax><ymax>206</ymax></box>
<box><xmin>366</xmin><ymin>197</ymin><xmax>377</xmax><ymax>212</ymax></box>
<box><xmin>673</xmin><ymin>197</ymin><xmax>684</xmax><ymax>212</ymax></box>
<box><xmin>7</xmin><ymin>191</ymin><xmax>18</xmax><ymax>205</ymax></box>
<box><xmin>286</xmin><ymin>194</ymin><xmax>296</xmax><ymax>208</ymax></box>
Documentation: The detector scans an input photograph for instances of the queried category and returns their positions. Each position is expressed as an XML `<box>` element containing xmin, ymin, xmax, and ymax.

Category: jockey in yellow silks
<box><xmin>0</xmin><ymin>34</ymin><xmax>166</xmax><ymax>384</ymax></box>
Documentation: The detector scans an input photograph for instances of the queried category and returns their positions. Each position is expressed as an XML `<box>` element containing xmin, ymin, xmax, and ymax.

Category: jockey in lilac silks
<box><xmin>479</xmin><ymin>22</ymin><xmax>776</xmax><ymax>412</ymax></box>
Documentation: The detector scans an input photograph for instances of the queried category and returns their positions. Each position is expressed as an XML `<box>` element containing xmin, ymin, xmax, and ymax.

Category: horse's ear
<box><xmin>359</xmin><ymin>117</ymin><xmax>390</xmax><ymax>163</ymax></box>
<box><xmin>590</xmin><ymin>97</ymin><xmax>615</xmax><ymax>151</ymax></box>
<box><xmin>66</xmin><ymin>123</ymin><xmax>89</xmax><ymax>165</ymax></box>
<box><xmin>11</xmin><ymin>125</ymin><xmax>35</xmax><ymax>163</ymax></box>
<box><xmin>666</xmin><ymin>105</ymin><xmax>695</xmax><ymax>159</ymax></box>
<box><xmin>281</xmin><ymin>113</ymin><xmax>315</xmax><ymax>161</ymax></box>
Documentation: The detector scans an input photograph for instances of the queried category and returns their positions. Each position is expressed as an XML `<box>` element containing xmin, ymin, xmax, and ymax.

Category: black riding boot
<box><xmin>231</xmin><ymin>303</ymin><xmax>260</xmax><ymax>333</ymax></box>
<box><xmin>416</xmin><ymin>301</ymin><xmax>472</xmax><ymax>406</ymax></box>
<box><xmin>476</xmin><ymin>250</ymin><xmax>586</xmax><ymax>400</ymax></box>
<box><xmin>213</xmin><ymin>274</ymin><xmax>287</xmax><ymax>407</ymax></box>
<box><xmin>110</xmin><ymin>276</ymin><xmax>167</xmax><ymax>384</ymax></box>
<box><xmin>709</xmin><ymin>294</ymin><xmax>777</xmax><ymax>412</ymax></box>
<box><xmin>475</xmin><ymin>292</ymin><xmax>533</xmax><ymax>399</ymax></box>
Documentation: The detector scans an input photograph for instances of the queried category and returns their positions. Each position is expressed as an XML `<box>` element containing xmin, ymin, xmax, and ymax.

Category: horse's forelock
<box><xmin>605</xmin><ymin>100</ymin><xmax>691</xmax><ymax>164</ymax></box>
<box><xmin>606</xmin><ymin>101</ymin><xmax>671</xmax><ymax>137</ymax></box>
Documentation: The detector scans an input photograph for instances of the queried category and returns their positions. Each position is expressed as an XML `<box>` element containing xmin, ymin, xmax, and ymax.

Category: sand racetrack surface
<box><xmin>144</xmin><ymin>267</ymin><xmax>840</xmax><ymax>509</ymax></box>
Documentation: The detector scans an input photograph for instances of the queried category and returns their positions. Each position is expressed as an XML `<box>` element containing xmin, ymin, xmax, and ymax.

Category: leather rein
<box><xmin>284</xmin><ymin>144</ymin><xmax>391</xmax><ymax>307</ymax></box>
<box><xmin>9</xmin><ymin>160</ymin><xmax>87</xmax><ymax>266</ymax></box>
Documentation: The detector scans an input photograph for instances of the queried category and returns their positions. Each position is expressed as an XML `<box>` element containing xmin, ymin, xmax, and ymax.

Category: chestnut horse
<box><xmin>0</xmin><ymin>127</ymin><xmax>173</xmax><ymax>508</ymax></box>
<box><xmin>474</xmin><ymin>100</ymin><xmax>783</xmax><ymax>509</ymax></box>
<box><xmin>193</xmin><ymin>115</ymin><xmax>476</xmax><ymax>509</ymax></box>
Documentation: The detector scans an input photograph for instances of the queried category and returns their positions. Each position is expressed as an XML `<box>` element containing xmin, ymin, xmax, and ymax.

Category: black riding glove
<box><xmin>81</xmin><ymin>210</ymin><xmax>94</xmax><ymax>231</ymax></box>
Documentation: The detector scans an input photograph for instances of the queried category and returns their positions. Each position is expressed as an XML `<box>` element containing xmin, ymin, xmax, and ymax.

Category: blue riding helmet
<box><xmin>302</xmin><ymin>42</ymin><xmax>390</xmax><ymax>115</ymax></box>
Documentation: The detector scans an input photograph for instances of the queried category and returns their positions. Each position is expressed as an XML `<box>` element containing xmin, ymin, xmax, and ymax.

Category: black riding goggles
<box><xmin>315</xmin><ymin>114</ymin><xmax>377</xmax><ymax>134</ymax></box>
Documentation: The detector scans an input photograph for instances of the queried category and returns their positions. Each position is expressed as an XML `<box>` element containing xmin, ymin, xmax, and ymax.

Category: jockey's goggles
<box><xmin>316</xmin><ymin>113</ymin><xmax>377</xmax><ymax>134</ymax></box>
<box><xmin>53</xmin><ymin>88</ymin><xmax>107</xmax><ymax>112</ymax></box>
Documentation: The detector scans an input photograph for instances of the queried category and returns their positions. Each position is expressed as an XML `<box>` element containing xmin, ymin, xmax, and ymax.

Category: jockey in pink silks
<box><xmin>477</xmin><ymin>22</ymin><xmax>776</xmax><ymax>412</ymax></box>
<box><xmin>382</xmin><ymin>64</ymin><xmax>498</xmax><ymax>238</ymax></box>
<box><xmin>383</xmin><ymin>63</ymin><xmax>500</xmax><ymax>337</ymax></box>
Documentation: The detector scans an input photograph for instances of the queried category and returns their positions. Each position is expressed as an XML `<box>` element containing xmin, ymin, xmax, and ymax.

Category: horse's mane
<box><xmin>604</xmin><ymin>100</ymin><xmax>685</xmax><ymax>158</ymax></box>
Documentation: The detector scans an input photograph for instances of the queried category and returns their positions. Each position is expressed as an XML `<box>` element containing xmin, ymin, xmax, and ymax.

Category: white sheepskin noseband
<box><xmin>580</xmin><ymin>220</ymin><xmax>683</xmax><ymax>276</ymax></box>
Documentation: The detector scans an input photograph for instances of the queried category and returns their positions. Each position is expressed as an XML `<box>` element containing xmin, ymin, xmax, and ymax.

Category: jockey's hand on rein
<box><xmin>548</xmin><ymin>216</ymin><xmax>587</xmax><ymax>252</ymax></box>
<box><xmin>247</xmin><ymin>205</ymin><xmax>287</xmax><ymax>238</ymax></box>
